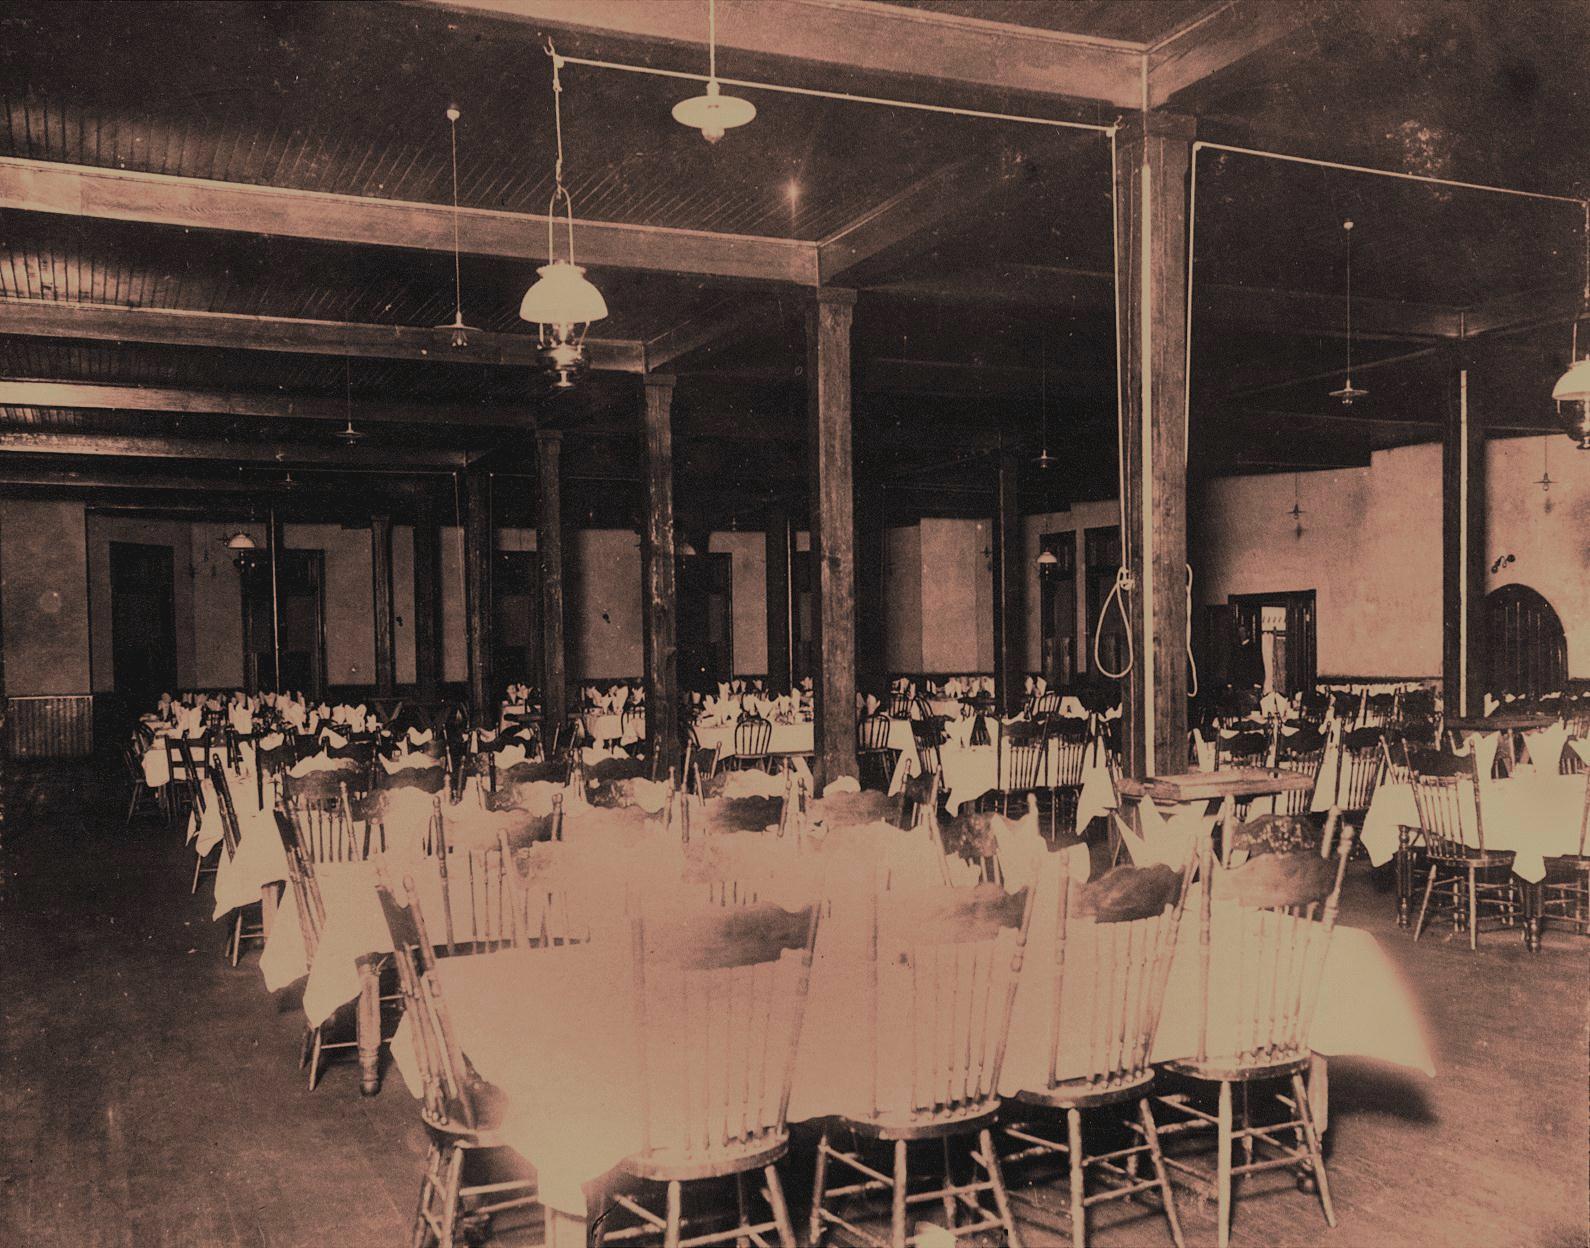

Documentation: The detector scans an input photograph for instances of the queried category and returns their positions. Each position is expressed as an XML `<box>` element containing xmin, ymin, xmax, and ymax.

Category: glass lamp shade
<box><xmin>672</xmin><ymin>80</ymin><xmax>756</xmax><ymax>143</ymax></box>
<box><xmin>1036</xmin><ymin>549</ymin><xmax>1060</xmax><ymax>568</ymax></box>
<box><xmin>224</xmin><ymin>531</ymin><xmax>258</xmax><ymax>551</ymax></box>
<box><xmin>1552</xmin><ymin>357</ymin><xmax>1590</xmax><ymax>448</ymax></box>
<box><xmin>519</xmin><ymin>261</ymin><xmax>608</xmax><ymax>331</ymax></box>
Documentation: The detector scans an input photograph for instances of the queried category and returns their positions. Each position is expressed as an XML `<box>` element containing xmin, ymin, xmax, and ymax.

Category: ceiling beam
<box><xmin>643</xmin><ymin>300</ymin><xmax>754</xmax><ymax>371</ymax></box>
<box><xmin>1147</xmin><ymin>1</ymin><xmax>1317</xmax><ymax>108</ymax></box>
<box><xmin>417</xmin><ymin>0</ymin><xmax>1144</xmax><ymax>109</ymax></box>
<box><xmin>0</xmin><ymin>430</ymin><xmax>466</xmax><ymax>467</ymax></box>
<box><xmin>870</xmin><ymin>263</ymin><xmax>1464</xmax><ymax>339</ymax></box>
<box><xmin>1461</xmin><ymin>284</ymin><xmax>1582</xmax><ymax>338</ymax></box>
<box><xmin>0</xmin><ymin>378</ymin><xmax>533</xmax><ymax>429</ymax></box>
<box><xmin>816</xmin><ymin>147</ymin><xmax>1028</xmax><ymax>285</ymax></box>
<box><xmin>0</xmin><ymin>157</ymin><xmax>819</xmax><ymax>286</ymax></box>
<box><xmin>0</xmin><ymin>297</ymin><xmax>646</xmax><ymax>373</ymax></box>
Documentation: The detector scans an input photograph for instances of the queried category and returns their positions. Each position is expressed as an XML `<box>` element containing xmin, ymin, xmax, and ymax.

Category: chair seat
<box><xmin>621</xmin><ymin>1134</ymin><xmax>788</xmax><ymax>1183</ymax></box>
<box><xmin>1013</xmin><ymin>1070</ymin><xmax>1155</xmax><ymax>1110</ymax></box>
<box><xmin>1429</xmin><ymin>848</ymin><xmax>1516</xmax><ymax>868</ymax></box>
<box><xmin>1163</xmin><ymin>1054</ymin><xmax>1313</xmax><ymax>1083</ymax></box>
<box><xmin>838</xmin><ymin>1104</ymin><xmax>1001</xmax><ymax>1142</ymax></box>
<box><xmin>421</xmin><ymin>1076</ymin><xmax>512</xmax><ymax>1135</ymax></box>
<box><xmin>1543</xmin><ymin>854</ymin><xmax>1590</xmax><ymax>871</ymax></box>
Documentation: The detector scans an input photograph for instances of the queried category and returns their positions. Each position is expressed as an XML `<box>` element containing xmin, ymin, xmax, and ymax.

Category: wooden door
<box><xmin>493</xmin><ymin>549</ymin><xmax>540</xmax><ymax>689</ymax></box>
<box><xmin>109</xmin><ymin>542</ymin><xmax>177</xmax><ymax>709</ymax></box>
<box><xmin>678</xmin><ymin>551</ymin><xmax>733</xmax><ymax>690</ymax></box>
<box><xmin>1484</xmin><ymin>584</ymin><xmax>1566</xmax><ymax>697</ymax></box>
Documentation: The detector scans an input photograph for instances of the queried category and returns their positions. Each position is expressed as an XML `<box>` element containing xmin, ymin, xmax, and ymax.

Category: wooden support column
<box><xmin>854</xmin><ymin>483</ymin><xmax>886</xmax><ymax>699</ymax></box>
<box><xmin>412</xmin><ymin>497</ymin><xmax>440</xmax><ymax>702</ymax></box>
<box><xmin>370</xmin><ymin>514</ymin><xmax>395</xmax><ymax>698</ymax></box>
<box><xmin>807</xmin><ymin>288</ymin><xmax>859</xmax><ymax>788</ymax></box>
<box><xmin>1443</xmin><ymin>358</ymin><xmax>1486</xmax><ymax>716</ymax></box>
<box><xmin>1113</xmin><ymin>112</ymin><xmax>1194</xmax><ymax>779</ymax></box>
<box><xmin>267</xmin><ymin>508</ymin><xmax>286</xmax><ymax>693</ymax></box>
<box><xmin>642</xmin><ymin>376</ymin><xmax>681</xmax><ymax>778</ymax></box>
<box><xmin>992</xmin><ymin>452</ymin><xmax>1025</xmax><ymax>715</ymax></box>
<box><xmin>462</xmin><ymin>470</ymin><xmax>493</xmax><ymax>723</ymax></box>
<box><xmin>765</xmin><ymin>502</ymin><xmax>793</xmax><ymax>695</ymax></box>
<box><xmin>537</xmin><ymin>430</ymin><xmax>568</xmax><ymax>735</ymax></box>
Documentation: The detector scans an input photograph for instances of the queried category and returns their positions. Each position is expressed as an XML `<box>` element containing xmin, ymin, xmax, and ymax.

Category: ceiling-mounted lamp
<box><xmin>1328</xmin><ymin>220</ymin><xmax>1368</xmax><ymax>406</ymax></box>
<box><xmin>678</xmin><ymin>539</ymin><xmax>698</xmax><ymax>558</ymax></box>
<box><xmin>224</xmin><ymin>531</ymin><xmax>257</xmax><ymax>551</ymax></box>
<box><xmin>1551</xmin><ymin>201</ymin><xmax>1590</xmax><ymax>449</ymax></box>
<box><xmin>339</xmin><ymin>359</ymin><xmax>365</xmax><ymax>443</ymax></box>
<box><xmin>1036</xmin><ymin>548</ymin><xmax>1059</xmax><ymax>569</ymax></box>
<box><xmin>672</xmin><ymin>0</ymin><xmax>756</xmax><ymax>143</ymax></box>
<box><xmin>437</xmin><ymin>105</ymin><xmax>480</xmax><ymax>351</ymax></box>
<box><xmin>1035</xmin><ymin>336</ymin><xmax>1057</xmax><ymax>470</ymax></box>
<box><xmin>521</xmin><ymin>44</ymin><xmax>609</xmax><ymax>389</ymax></box>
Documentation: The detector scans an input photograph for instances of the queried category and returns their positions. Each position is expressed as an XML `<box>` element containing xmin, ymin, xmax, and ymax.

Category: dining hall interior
<box><xmin>0</xmin><ymin>1</ymin><xmax>1586</xmax><ymax>1246</ymax></box>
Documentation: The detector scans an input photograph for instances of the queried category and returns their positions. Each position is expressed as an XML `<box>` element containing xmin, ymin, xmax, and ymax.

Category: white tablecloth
<box><xmin>695</xmin><ymin>720</ymin><xmax>814</xmax><ymax>759</ymax></box>
<box><xmin>582</xmin><ymin>711</ymin><xmax>644</xmax><ymax>745</ymax></box>
<box><xmin>1360</xmin><ymin>770</ymin><xmax>1587</xmax><ymax>882</ymax></box>
<box><xmin>390</xmin><ymin>821</ymin><xmax>1432</xmax><ymax>1216</ymax></box>
<box><xmin>187</xmin><ymin>769</ymin><xmax>289</xmax><ymax>920</ymax></box>
<box><xmin>889</xmin><ymin>730</ymin><xmax>1114</xmax><ymax>821</ymax></box>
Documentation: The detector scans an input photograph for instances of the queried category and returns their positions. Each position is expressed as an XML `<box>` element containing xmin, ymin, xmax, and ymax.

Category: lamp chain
<box><xmin>544</xmin><ymin>40</ymin><xmax>577</xmax><ymax>267</ymax></box>
<box><xmin>448</xmin><ymin>108</ymin><xmax>464</xmax><ymax>322</ymax></box>
<box><xmin>709</xmin><ymin>0</ymin><xmax>718</xmax><ymax>82</ymax></box>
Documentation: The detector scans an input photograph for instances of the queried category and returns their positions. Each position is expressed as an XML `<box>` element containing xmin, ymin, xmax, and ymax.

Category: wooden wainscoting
<box><xmin>8</xmin><ymin>694</ymin><xmax>94</xmax><ymax>759</ymax></box>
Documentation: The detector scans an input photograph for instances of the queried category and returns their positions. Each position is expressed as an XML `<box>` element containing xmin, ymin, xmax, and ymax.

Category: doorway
<box><xmin>1484</xmin><ymin>584</ymin><xmax>1566</xmax><ymax>698</ymax></box>
<box><xmin>109</xmin><ymin>542</ymin><xmax>177</xmax><ymax>710</ymax></box>
<box><xmin>1037</xmin><ymin>532</ymin><xmax>1078</xmax><ymax>686</ymax></box>
<box><xmin>1224</xmin><ymin>590</ymin><xmax>1317</xmax><ymax>696</ymax></box>
<box><xmin>241</xmin><ymin>549</ymin><xmax>326</xmax><ymax>699</ymax></box>
<box><xmin>493</xmin><ymin>550</ymin><xmax>541</xmax><ymax>692</ymax></box>
<box><xmin>678</xmin><ymin>551</ymin><xmax>734</xmax><ymax>691</ymax></box>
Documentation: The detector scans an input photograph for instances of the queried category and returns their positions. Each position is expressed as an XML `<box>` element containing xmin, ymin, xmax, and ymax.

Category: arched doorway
<box><xmin>1484</xmin><ymin>584</ymin><xmax>1567</xmax><ymax>698</ymax></box>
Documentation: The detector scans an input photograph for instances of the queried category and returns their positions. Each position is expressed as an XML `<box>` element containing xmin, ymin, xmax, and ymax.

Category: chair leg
<box><xmin>941</xmin><ymin>1138</ymin><xmax>957</xmax><ymax>1230</ymax></box>
<box><xmin>1216</xmin><ymin>1081</ymin><xmax>1234</xmax><ymax>1248</ymax></box>
<box><xmin>300</xmin><ymin>1025</ymin><xmax>314</xmax><ymax>1070</ymax></box>
<box><xmin>1137</xmin><ymin>1098</ymin><xmax>1185</xmax><ymax>1248</ymax></box>
<box><xmin>891</xmin><ymin>1139</ymin><xmax>908</xmax><ymax>1248</ymax></box>
<box><xmin>1468</xmin><ymin>867</ymin><xmax>1480</xmax><ymax>951</ymax></box>
<box><xmin>125</xmin><ymin>786</ymin><xmax>140</xmax><ymax>830</ymax></box>
<box><xmin>1412</xmin><ymin>864</ymin><xmax>1440</xmax><ymax>941</ymax></box>
<box><xmin>307</xmin><ymin>1027</ymin><xmax>325</xmax><ymax>1092</ymax></box>
<box><xmin>763</xmin><ymin>1164</ymin><xmax>797</xmax><ymax>1248</ymax></box>
<box><xmin>664</xmin><ymin>1179</ymin><xmax>683</xmax><ymax>1248</ymax></box>
<box><xmin>808</xmin><ymin>1129</ymin><xmax>830</xmax><ymax>1247</ymax></box>
<box><xmin>436</xmin><ymin>1142</ymin><xmax>466</xmax><ymax>1248</ymax></box>
<box><xmin>229</xmin><ymin>911</ymin><xmax>244</xmax><ymax>966</ymax></box>
<box><xmin>980</xmin><ymin>1128</ymin><xmax>1022</xmax><ymax>1248</ymax></box>
<box><xmin>1291</xmin><ymin>1073</ymin><xmax>1336</xmax><ymax>1228</ymax></box>
<box><xmin>190</xmin><ymin>848</ymin><xmax>204</xmax><ymax>894</ymax></box>
<box><xmin>735</xmin><ymin>1174</ymin><xmax>751</xmax><ymax>1248</ymax></box>
<box><xmin>1065</xmin><ymin>1109</ymin><xmax>1086</xmax><ymax>1248</ymax></box>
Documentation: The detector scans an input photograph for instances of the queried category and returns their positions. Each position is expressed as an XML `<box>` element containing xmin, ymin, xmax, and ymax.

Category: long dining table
<box><xmin>370</xmin><ymin>816</ymin><xmax>1433</xmax><ymax>1235</ymax></box>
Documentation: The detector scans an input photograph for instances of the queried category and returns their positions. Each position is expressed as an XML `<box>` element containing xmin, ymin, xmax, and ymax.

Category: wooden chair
<box><xmin>166</xmin><ymin>732</ymin><xmax>210</xmax><ymax>826</ymax></box>
<box><xmin>1406</xmin><ymin>747</ymin><xmax>1519</xmax><ymax>949</ymax></box>
<box><xmin>910</xmin><ymin>717</ymin><xmax>945</xmax><ymax>778</ymax></box>
<box><xmin>1004</xmin><ymin>855</ymin><xmax>1197</xmax><ymax>1248</ymax></box>
<box><xmin>1271</xmin><ymin>727</ymin><xmax>1327</xmax><ymax>817</ymax></box>
<box><xmin>123</xmin><ymin>735</ymin><xmax>161</xmax><ymax>831</ymax></box>
<box><xmin>1154</xmin><ymin>813</ymin><xmax>1353</xmax><ymax>1248</ymax></box>
<box><xmin>1540</xmin><ymin>772</ymin><xmax>1590</xmax><ymax>935</ymax></box>
<box><xmin>998</xmin><ymin>720</ymin><xmax>1048</xmax><ymax>819</ymax></box>
<box><xmin>282</xmin><ymin>767</ymin><xmax>365</xmax><ymax>862</ymax></box>
<box><xmin>731</xmin><ymin>714</ymin><xmax>774</xmax><ymax>772</ymax></box>
<box><xmin>1043</xmin><ymin>717</ymin><xmax>1092</xmax><ymax>840</ymax></box>
<box><xmin>274</xmin><ymin>810</ymin><xmax>354</xmax><ymax>1089</ymax></box>
<box><xmin>502</xmin><ymin>838</ymin><xmax>590</xmax><ymax>949</ymax></box>
<box><xmin>210</xmin><ymin>765</ymin><xmax>265</xmax><ymax>967</ymax></box>
<box><xmin>1331</xmin><ymin>726</ymin><xmax>1385</xmax><ymax>822</ymax></box>
<box><xmin>858</xmin><ymin>713</ymin><xmax>898</xmax><ymax>791</ymax></box>
<box><xmin>809</xmin><ymin>884</ymin><xmax>1034</xmax><ymax>1248</ymax></box>
<box><xmin>1032</xmin><ymin>690</ymin><xmax>1063</xmax><ymax>720</ymax></box>
<box><xmin>887</xmin><ymin>692</ymin><xmax>915</xmax><ymax>719</ymax></box>
<box><xmin>374</xmin><ymin>873</ymin><xmax>539</xmax><ymax>1248</ymax></box>
<box><xmin>596</xmin><ymin>901</ymin><xmax>821</xmax><ymax>1248</ymax></box>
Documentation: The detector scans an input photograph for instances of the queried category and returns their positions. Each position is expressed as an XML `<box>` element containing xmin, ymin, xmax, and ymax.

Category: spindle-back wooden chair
<box><xmin>281</xmin><ymin>769</ymin><xmax>362</xmax><ymax>864</ymax></box>
<box><xmin>502</xmin><ymin>838</ymin><xmax>590</xmax><ymax>949</ymax></box>
<box><xmin>1406</xmin><ymin>746</ymin><xmax>1519</xmax><ymax>949</ymax></box>
<box><xmin>597</xmin><ymin>901</ymin><xmax>821</xmax><ymax>1248</ymax></box>
<box><xmin>858</xmin><ymin>713</ymin><xmax>898</xmax><ymax>791</ymax></box>
<box><xmin>910</xmin><ymin>717</ymin><xmax>945</xmax><ymax>778</ymax></box>
<box><xmin>809</xmin><ymin>884</ymin><xmax>1034</xmax><ymax>1248</ymax></box>
<box><xmin>123</xmin><ymin>735</ymin><xmax>161</xmax><ymax>830</ymax></box>
<box><xmin>1154</xmin><ymin>813</ymin><xmax>1353</xmax><ymax>1248</ymax></box>
<box><xmin>176</xmin><ymin>737</ymin><xmax>223</xmax><ymax>893</ymax></box>
<box><xmin>998</xmin><ymin>720</ymin><xmax>1048</xmax><ymax>819</ymax></box>
<box><xmin>375</xmin><ymin>873</ymin><xmax>538</xmax><ymax>1248</ymax></box>
<box><xmin>1004</xmin><ymin>855</ymin><xmax>1197</xmax><ymax>1248</ymax></box>
<box><xmin>1541</xmin><ymin>772</ymin><xmax>1590</xmax><ymax>934</ymax></box>
<box><xmin>1044</xmin><ymin>717</ymin><xmax>1093</xmax><ymax>840</ymax></box>
<box><xmin>1271</xmin><ymin>727</ymin><xmax>1327</xmax><ymax>817</ymax></box>
<box><xmin>731</xmin><ymin>714</ymin><xmax>774</xmax><ymax>773</ymax></box>
<box><xmin>210</xmin><ymin>764</ymin><xmax>265</xmax><ymax>967</ymax></box>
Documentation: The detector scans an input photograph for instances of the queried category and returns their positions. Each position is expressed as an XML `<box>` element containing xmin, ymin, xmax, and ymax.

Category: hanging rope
<box><xmin>544</xmin><ymin>41</ymin><xmax>578</xmax><ymax>267</ymax></box>
<box><xmin>1185</xmin><ymin>563</ymin><xmax>1198</xmax><ymax>698</ymax></box>
<box><xmin>1093</xmin><ymin>124</ymin><xmax>1134</xmax><ymax>682</ymax></box>
<box><xmin>446</xmin><ymin>105</ymin><xmax>465</xmax><ymax>323</ymax></box>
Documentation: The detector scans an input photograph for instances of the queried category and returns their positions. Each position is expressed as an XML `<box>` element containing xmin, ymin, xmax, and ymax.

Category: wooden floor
<box><xmin>0</xmin><ymin>758</ymin><xmax>1584</xmax><ymax>1248</ymax></box>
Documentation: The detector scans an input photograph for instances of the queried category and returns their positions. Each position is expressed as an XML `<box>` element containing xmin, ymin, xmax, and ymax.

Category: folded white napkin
<box><xmin>321</xmin><ymin>729</ymin><xmax>349</xmax><ymax>750</ymax></box>
<box><xmin>1114</xmin><ymin>800</ymin><xmax>1208</xmax><ymax>868</ymax></box>
<box><xmin>1523</xmin><ymin>723</ymin><xmax>1569</xmax><ymax>774</ymax></box>
<box><xmin>407</xmin><ymin>727</ymin><xmax>434</xmax><ymax>746</ymax></box>
<box><xmin>1572</xmin><ymin>739</ymin><xmax>1590</xmax><ymax>768</ymax></box>
<box><xmin>287</xmin><ymin>753</ymin><xmax>350</xmax><ymax>777</ymax></box>
<box><xmin>1483</xmin><ymin>693</ymin><xmax>1500</xmax><ymax>715</ymax></box>
<box><xmin>1453</xmin><ymin>730</ymin><xmax>1501</xmax><ymax>778</ymax></box>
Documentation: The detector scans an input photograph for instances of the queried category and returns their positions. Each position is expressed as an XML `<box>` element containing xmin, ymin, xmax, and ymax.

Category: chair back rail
<box><xmin>864</xmin><ymin>883</ymin><xmax>1033</xmax><ymax>1127</ymax></box>
<box><xmin>734</xmin><ymin>715</ymin><xmax>773</xmax><ymax>761</ymax></box>
<box><xmin>1334</xmin><ymin>726</ymin><xmax>1386</xmax><ymax>812</ymax></box>
<box><xmin>857</xmin><ymin>713</ymin><xmax>893</xmax><ymax>753</ymax></box>
<box><xmin>1045</xmin><ymin>856</ymin><xmax>1195</xmax><ymax>1092</ymax></box>
<box><xmin>630</xmin><ymin>901</ymin><xmax>821</xmax><ymax>1165</ymax></box>
<box><xmin>209</xmin><ymin>763</ymin><xmax>244</xmax><ymax>860</ymax></box>
<box><xmin>1405</xmin><ymin>746</ymin><xmax>1488</xmax><ymax>855</ymax></box>
<box><xmin>282</xmin><ymin>771</ymin><xmax>360</xmax><ymax>864</ymax></box>
<box><xmin>1195</xmin><ymin>811</ymin><xmax>1354</xmax><ymax>1068</ymax></box>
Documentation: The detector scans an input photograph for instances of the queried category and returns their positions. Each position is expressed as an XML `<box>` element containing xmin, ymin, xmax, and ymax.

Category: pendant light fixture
<box><xmin>1537</xmin><ymin>436</ymin><xmax>1554</xmax><ymax>513</ymax></box>
<box><xmin>672</xmin><ymin>0</ymin><xmax>756</xmax><ymax>143</ymax></box>
<box><xmin>521</xmin><ymin>44</ymin><xmax>609</xmax><ymax>390</ymax></box>
<box><xmin>338</xmin><ymin>359</ymin><xmax>365</xmax><ymax>444</ymax></box>
<box><xmin>1288</xmin><ymin>473</ymin><xmax>1306</xmax><ymax>540</ymax></box>
<box><xmin>1328</xmin><ymin>220</ymin><xmax>1368</xmax><ymax>406</ymax></box>
<box><xmin>1551</xmin><ymin>201</ymin><xmax>1590</xmax><ymax>449</ymax></box>
<box><xmin>437</xmin><ymin>105</ymin><xmax>479</xmax><ymax>351</ymax></box>
<box><xmin>1035</xmin><ymin>336</ymin><xmax>1057</xmax><ymax>470</ymax></box>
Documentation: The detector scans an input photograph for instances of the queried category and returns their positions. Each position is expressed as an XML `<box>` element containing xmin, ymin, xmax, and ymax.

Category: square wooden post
<box><xmin>1443</xmin><ymin>359</ymin><xmax>1486</xmax><ymax>716</ymax></box>
<box><xmin>1113</xmin><ymin>112</ymin><xmax>1194</xmax><ymax>779</ymax></box>
<box><xmin>537</xmin><ymin>430</ymin><xmax>568</xmax><ymax>734</ymax></box>
<box><xmin>370</xmin><ymin>513</ymin><xmax>395</xmax><ymax>699</ymax></box>
<box><xmin>642</xmin><ymin>375</ymin><xmax>681</xmax><ymax>777</ymax></box>
<box><xmin>807</xmin><ymin>289</ymin><xmax>859</xmax><ymax>789</ymax></box>
<box><xmin>412</xmin><ymin>496</ymin><xmax>439</xmax><ymax>702</ymax></box>
<box><xmin>992</xmin><ymin>452</ymin><xmax>1025</xmax><ymax>715</ymax></box>
<box><xmin>462</xmin><ymin>469</ymin><xmax>492</xmax><ymax>723</ymax></box>
<box><xmin>765</xmin><ymin>502</ymin><xmax>793</xmax><ymax>695</ymax></box>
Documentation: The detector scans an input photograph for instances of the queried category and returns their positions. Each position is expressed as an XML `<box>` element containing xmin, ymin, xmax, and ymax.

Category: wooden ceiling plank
<box><xmin>0</xmin><ymin>297</ymin><xmax>646</xmax><ymax>372</ymax></box>
<box><xmin>1147</xmin><ymin>0</ymin><xmax>1317</xmax><ymax>108</ymax></box>
<box><xmin>0</xmin><ymin>429</ymin><xmax>465</xmax><ymax>467</ymax></box>
<box><xmin>1461</xmin><ymin>284</ymin><xmax>1581</xmax><ymax>338</ymax></box>
<box><xmin>643</xmin><ymin>300</ymin><xmax>753</xmax><ymax>371</ymax></box>
<box><xmin>0</xmin><ymin>156</ymin><xmax>820</xmax><ymax>286</ymax></box>
<box><xmin>0</xmin><ymin>378</ymin><xmax>532</xmax><ymax>430</ymax></box>
<box><xmin>414</xmin><ymin>0</ymin><xmax>1144</xmax><ymax>108</ymax></box>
